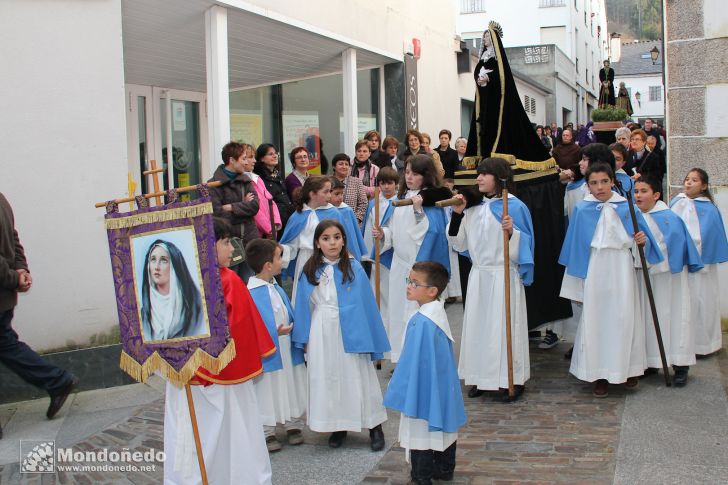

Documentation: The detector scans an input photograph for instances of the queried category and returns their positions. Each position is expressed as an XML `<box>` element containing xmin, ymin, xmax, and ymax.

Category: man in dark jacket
<box><xmin>0</xmin><ymin>193</ymin><xmax>78</xmax><ymax>438</ymax></box>
<box><xmin>209</xmin><ymin>142</ymin><xmax>260</xmax><ymax>281</ymax></box>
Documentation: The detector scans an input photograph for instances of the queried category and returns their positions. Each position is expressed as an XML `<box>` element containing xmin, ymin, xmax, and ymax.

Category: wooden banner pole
<box><xmin>184</xmin><ymin>383</ymin><xmax>209</xmax><ymax>485</ymax></box>
<box><xmin>502</xmin><ymin>184</ymin><xmax>515</xmax><ymax>400</ymax></box>
<box><xmin>94</xmin><ymin>181</ymin><xmax>223</xmax><ymax>208</ymax></box>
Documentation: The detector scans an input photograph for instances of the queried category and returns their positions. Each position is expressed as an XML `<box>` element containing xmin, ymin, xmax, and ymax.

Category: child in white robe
<box><xmin>247</xmin><ymin>239</ymin><xmax>308</xmax><ymax>452</ymax></box>
<box><xmin>634</xmin><ymin>178</ymin><xmax>703</xmax><ymax>386</ymax></box>
<box><xmin>361</xmin><ymin>167</ymin><xmax>399</xmax><ymax>350</ymax></box>
<box><xmin>441</xmin><ymin>179</ymin><xmax>462</xmax><ymax>303</ymax></box>
<box><xmin>447</xmin><ymin>158</ymin><xmax>535</xmax><ymax>402</ymax></box>
<box><xmin>559</xmin><ymin>163</ymin><xmax>662</xmax><ymax>398</ymax></box>
<box><xmin>373</xmin><ymin>155</ymin><xmax>452</xmax><ymax>363</ymax></box>
<box><xmin>383</xmin><ymin>261</ymin><xmax>466</xmax><ymax>483</ymax></box>
<box><xmin>670</xmin><ymin>168</ymin><xmax>728</xmax><ymax>356</ymax></box>
<box><xmin>292</xmin><ymin>220</ymin><xmax>390</xmax><ymax>451</ymax></box>
<box><xmin>164</xmin><ymin>218</ymin><xmax>274</xmax><ymax>485</ymax></box>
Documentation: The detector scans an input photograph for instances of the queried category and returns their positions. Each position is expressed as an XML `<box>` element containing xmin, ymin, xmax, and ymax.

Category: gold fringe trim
<box><xmin>105</xmin><ymin>203</ymin><xmax>213</xmax><ymax>230</ymax></box>
<box><xmin>514</xmin><ymin>167</ymin><xmax>559</xmax><ymax>182</ymax></box>
<box><xmin>119</xmin><ymin>339</ymin><xmax>236</xmax><ymax>388</ymax></box>
<box><xmin>459</xmin><ymin>154</ymin><xmax>556</xmax><ymax>173</ymax></box>
<box><xmin>492</xmin><ymin>29</ymin><xmax>507</xmax><ymax>156</ymax></box>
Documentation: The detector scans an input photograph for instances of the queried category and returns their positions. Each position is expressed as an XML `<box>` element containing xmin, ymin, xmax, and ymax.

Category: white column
<box><xmin>205</xmin><ymin>5</ymin><xmax>230</xmax><ymax>171</ymax></box>
<box><xmin>378</xmin><ymin>65</ymin><xmax>387</xmax><ymax>136</ymax></box>
<box><xmin>342</xmin><ymin>48</ymin><xmax>358</xmax><ymax>157</ymax></box>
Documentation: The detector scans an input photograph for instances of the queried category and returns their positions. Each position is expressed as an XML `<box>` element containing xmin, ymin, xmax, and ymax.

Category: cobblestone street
<box><xmin>1</xmin><ymin>302</ymin><xmax>727</xmax><ymax>484</ymax></box>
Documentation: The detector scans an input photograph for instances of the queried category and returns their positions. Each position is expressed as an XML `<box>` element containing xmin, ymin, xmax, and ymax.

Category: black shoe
<box><xmin>643</xmin><ymin>367</ymin><xmax>659</xmax><ymax>377</ymax></box>
<box><xmin>328</xmin><ymin>431</ymin><xmax>347</xmax><ymax>448</ymax></box>
<box><xmin>564</xmin><ymin>346</ymin><xmax>573</xmax><ymax>360</ymax></box>
<box><xmin>538</xmin><ymin>330</ymin><xmax>559</xmax><ymax>349</ymax></box>
<box><xmin>673</xmin><ymin>366</ymin><xmax>689</xmax><ymax>387</ymax></box>
<box><xmin>501</xmin><ymin>385</ymin><xmax>524</xmax><ymax>403</ymax></box>
<box><xmin>369</xmin><ymin>424</ymin><xmax>385</xmax><ymax>451</ymax></box>
<box><xmin>47</xmin><ymin>376</ymin><xmax>79</xmax><ymax>419</ymax></box>
<box><xmin>467</xmin><ymin>385</ymin><xmax>485</xmax><ymax>398</ymax></box>
<box><xmin>432</xmin><ymin>471</ymin><xmax>453</xmax><ymax>481</ymax></box>
<box><xmin>528</xmin><ymin>330</ymin><xmax>542</xmax><ymax>342</ymax></box>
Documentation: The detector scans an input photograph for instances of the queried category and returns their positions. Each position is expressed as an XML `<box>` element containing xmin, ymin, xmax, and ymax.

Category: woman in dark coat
<box><xmin>254</xmin><ymin>143</ymin><xmax>294</xmax><ymax>235</ymax></box>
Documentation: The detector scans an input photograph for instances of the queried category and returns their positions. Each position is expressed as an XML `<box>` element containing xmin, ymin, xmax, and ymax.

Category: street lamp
<box><xmin>650</xmin><ymin>46</ymin><xmax>659</xmax><ymax>64</ymax></box>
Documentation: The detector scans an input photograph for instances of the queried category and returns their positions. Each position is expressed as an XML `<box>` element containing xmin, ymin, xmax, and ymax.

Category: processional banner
<box><xmin>103</xmin><ymin>187</ymin><xmax>234</xmax><ymax>387</ymax></box>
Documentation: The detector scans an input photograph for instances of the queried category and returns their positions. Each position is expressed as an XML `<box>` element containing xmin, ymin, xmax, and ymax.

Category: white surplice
<box><xmin>380</xmin><ymin>190</ymin><xmax>429</xmax><ymax>362</ymax></box>
<box><xmin>281</xmin><ymin>204</ymin><xmax>329</xmax><ymax>302</ymax></box>
<box><xmin>637</xmin><ymin>202</ymin><xmax>695</xmax><ymax>368</ymax></box>
<box><xmin>305</xmin><ymin>260</ymin><xmax>387</xmax><ymax>432</ymax></box>
<box><xmin>248</xmin><ymin>277</ymin><xmax>308</xmax><ymax>428</ymax></box>
<box><xmin>671</xmin><ymin>196</ymin><xmax>722</xmax><ymax>355</ymax></box>
<box><xmin>164</xmin><ymin>381</ymin><xmax>271</xmax><ymax>485</ymax></box>
<box><xmin>442</xmin><ymin>207</ymin><xmax>462</xmax><ymax>300</ymax></box>
<box><xmin>448</xmin><ymin>196</ymin><xmax>530</xmax><ymax>390</ymax></box>
<box><xmin>561</xmin><ymin>193</ymin><xmax>646</xmax><ymax>383</ymax></box>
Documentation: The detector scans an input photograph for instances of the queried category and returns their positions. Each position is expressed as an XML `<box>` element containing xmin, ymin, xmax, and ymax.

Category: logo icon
<box><xmin>20</xmin><ymin>440</ymin><xmax>55</xmax><ymax>473</ymax></box>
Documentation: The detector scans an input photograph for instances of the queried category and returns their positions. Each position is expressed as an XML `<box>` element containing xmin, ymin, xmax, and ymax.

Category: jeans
<box><xmin>0</xmin><ymin>309</ymin><xmax>73</xmax><ymax>396</ymax></box>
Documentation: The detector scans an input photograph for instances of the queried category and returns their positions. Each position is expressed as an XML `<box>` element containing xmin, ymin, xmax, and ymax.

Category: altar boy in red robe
<box><xmin>164</xmin><ymin>217</ymin><xmax>276</xmax><ymax>485</ymax></box>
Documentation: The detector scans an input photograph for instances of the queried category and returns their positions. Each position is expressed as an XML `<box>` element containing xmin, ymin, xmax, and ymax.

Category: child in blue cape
<box><xmin>633</xmin><ymin>177</ymin><xmax>703</xmax><ymax>386</ymax></box>
<box><xmin>384</xmin><ymin>261</ymin><xmax>466</xmax><ymax>484</ymax></box>
<box><xmin>361</xmin><ymin>167</ymin><xmax>400</xmax><ymax>349</ymax></box>
<box><xmin>329</xmin><ymin>177</ymin><xmax>368</xmax><ymax>260</ymax></box>
<box><xmin>247</xmin><ymin>239</ymin><xmax>307</xmax><ymax>452</ymax></box>
<box><xmin>292</xmin><ymin>220</ymin><xmax>390</xmax><ymax>451</ymax></box>
<box><xmin>670</xmin><ymin>168</ymin><xmax>728</xmax><ymax>356</ymax></box>
<box><xmin>559</xmin><ymin>163</ymin><xmax>663</xmax><ymax>398</ymax></box>
<box><xmin>372</xmin><ymin>154</ymin><xmax>452</xmax><ymax>363</ymax></box>
<box><xmin>448</xmin><ymin>157</ymin><xmax>535</xmax><ymax>402</ymax></box>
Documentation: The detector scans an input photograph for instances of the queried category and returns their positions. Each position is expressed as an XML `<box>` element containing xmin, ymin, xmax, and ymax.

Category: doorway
<box><xmin>125</xmin><ymin>85</ymin><xmax>209</xmax><ymax>201</ymax></box>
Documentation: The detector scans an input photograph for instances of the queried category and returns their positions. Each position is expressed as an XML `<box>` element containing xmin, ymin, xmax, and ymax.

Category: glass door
<box><xmin>125</xmin><ymin>85</ymin><xmax>156</xmax><ymax>196</ymax></box>
<box><xmin>154</xmin><ymin>88</ymin><xmax>209</xmax><ymax>201</ymax></box>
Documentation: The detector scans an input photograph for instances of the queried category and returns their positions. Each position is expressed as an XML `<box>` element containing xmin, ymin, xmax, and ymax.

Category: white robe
<box><xmin>442</xmin><ymin>207</ymin><xmax>462</xmax><ymax>300</ymax></box>
<box><xmin>380</xmin><ymin>190</ymin><xmax>429</xmax><ymax>362</ymax></box>
<box><xmin>561</xmin><ymin>193</ymin><xmax>646</xmax><ymax>383</ymax></box>
<box><xmin>281</xmin><ymin>204</ymin><xmax>328</xmax><ymax>302</ymax></box>
<box><xmin>671</xmin><ymin>196</ymin><xmax>723</xmax><ymax>355</ymax></box>
<box><xmin>398</xmin><ymin>302</ymin><xmax>458</xmax><ymax>458</ymax></box>
<box><xmin>163</xmin><ymin>381</ymin><xmax>272</xmax><ymax>485</ymax></box>
<box><xmin>448</xmin><ymin>196</ymin><xmax>530</xmax><ymax>390</ymax></box>
<box><xmin>637</xmin><ymin>203</ymin><xmax>695</xmax><ymax>368</ymax></box>
<box><xmin>363</xmin><ymin>194</ymin><xmax>395</xmax><ymax>352</ymax></box>
<box><xmin>305</xmin><ymin>262</ymin><xmax>387</xmax><ymax>432</ymax></box>
<box><xmin>249</xmin><ymin>277</ymin><xmax>308</xmax><ymax>427</ymax></box>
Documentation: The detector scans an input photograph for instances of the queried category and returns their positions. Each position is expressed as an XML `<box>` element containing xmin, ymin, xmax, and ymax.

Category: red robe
<box><xmin>194</xmin><ymin>267</ymin><xmax>276</xmax><ymax>385</ymax></box>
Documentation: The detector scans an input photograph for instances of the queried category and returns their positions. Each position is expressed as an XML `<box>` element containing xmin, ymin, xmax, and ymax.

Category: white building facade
<box><xmin>610</xmin><ymin>40</ymin><xmax>665</xmax><ymax>124</ymax></box>
<box><xmin>1</xmin><ymin>0</ymin><xmax>469</xmax><ymax>351</ymax></box>
<box><xmin>457</xmin><ymin>0</ymin><xmax>609</xmax><ymax>126</ymax></box>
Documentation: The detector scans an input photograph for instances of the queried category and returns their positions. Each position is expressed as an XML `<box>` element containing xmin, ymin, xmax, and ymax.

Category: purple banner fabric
<box><xmin>105</xmin><ymin>196</ymin><xmax>232</xmax><ymax>385</ymax></box>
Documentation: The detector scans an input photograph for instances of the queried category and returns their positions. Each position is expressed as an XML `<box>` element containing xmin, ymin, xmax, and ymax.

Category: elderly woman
<box><xmin>332</xmin><ymin>153</ymin><xmax>368</xmax><ymax>224</ymax></box>
<box><xmin>402</xmin><ymin>129</ymin><xmax>445</xmax><ymax>178</ymax></box>
<box><xmin>284</xmin><ymin>147</ymin><xmax>310</xmax><ymax>201</ymax></box>
<box><xmin>364</xmin><ymin>130</ymin><xmax>387</xmax><ymax>167</ymax></box>
<box><xmin>141</xmin><ymin>240</ymin><xmax>204</xmax><ymax>341</ymax></box>
<box><xmin>629</xmin><ymin>128</ymin><xmax>662</xmax><ymax>183</ymax></box>
<box><xmin>454</xmin><ymin>137</ymin><xmax>468</xmax><ymax>170</ymax></box>
<box><xmin>614</xmin><ymin>126</ymin><xmax>632</xmax><ymax>150</ymax></box>
<box><xmin>378</xmin><ymin>136</ymin><xmax>404</xmax><ymax>176</ymax></box>
<box><xmin>254</xmin><ymin>143</ymin><xmax>294</xmax><ymax>234</ymax></box>
<box><xmin>351</xmin><ymin>139</ymin><xmax>380</xmax><ymax>198</ymax></box>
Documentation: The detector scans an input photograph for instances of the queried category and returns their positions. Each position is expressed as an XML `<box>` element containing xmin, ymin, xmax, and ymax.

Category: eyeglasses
<box><xmin>405</xmin><ymin>277</ymin><xmax>434</xmax><ymax>289</ymax></box>
<box><xmin>294</xmin><ymin>154</ymin><xmax>309</xmax><ymax>160</ymax></box>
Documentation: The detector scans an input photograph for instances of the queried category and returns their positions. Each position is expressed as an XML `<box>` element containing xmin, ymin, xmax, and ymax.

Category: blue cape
<box><xmin>566</xmin><ymin>178</ymin><xmax>586</xmax><ymax>192</ymax></box>
<box><xmin>416</xmin><ymin>206</ymin><xmax>451</xmax><ymax>273</ymax></box>
<box><xmin>615</xmin><ymin>171</ymin><xmax>633</xmax><ymax>195</ymax></box>
<box><xmin>648</xmin><ymin>208</ymin><xmax>703</xmax><ymax>274</ymax></box>
<box><xmin>362</xmin><ymin>198</ymin><xmax>395</xmax><ymax>269</ymax></box>
<box><xmin>669</xmin><ymin>197</ymin><xmax>728</xmax><ymax>265</ymax></box>
<box><xmin>249</xmin><ymin>284</ymin><xmax>305</xmax><ymax>372</ymax></box>
<box><xmin>337</xmin><ymin>205</ymin><xmax>368</xmax><ymax>261</ymax></box>
<box><xmin>292</xmin><ymin>259</ymin><xmax>391</xmax><ymax>360</ymax></box>
<box><xmin>383</xmin><ymin>312</ymin><xmax>466</xmax><ymax>433</ymax></box>
<box><xmin>559</xmin><ymin>198</ymin><xmax>664</xmax><ymax>279</ymax></box>
<box><xmin>484</xmin><ymin>197</ymin><xmax>536</xmax><ymax>286</ymax></box>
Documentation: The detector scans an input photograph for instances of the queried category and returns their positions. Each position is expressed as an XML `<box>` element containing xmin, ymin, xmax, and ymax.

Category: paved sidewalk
<box><xmin>1</xmin><ymin>300</ymin><xmax>727</xmax><ymax>484</ymax></box>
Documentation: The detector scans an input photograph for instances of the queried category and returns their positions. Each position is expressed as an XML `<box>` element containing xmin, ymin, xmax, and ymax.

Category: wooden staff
<box><xmin>142</xmin><ymin>160</ymin><xmax>164</xmax><ymax>206</ymax></box>
<box><xmin>624</xmin><ymin>189</ymin><xmax>672</xmax><ymax>386</ymax></box>
<box><xmin>501</xmin><ymin>183</ymin><xmax>515</xmax><ymax>399</ymax></box>
<box><xmin>391</xmin><ymin>198</ymin><xmax>414</xmax><ymax>207</ymax></box>
<box><xmin>94</xmin><ymin>181</ymin><xmax>223</xmax><ymax>208</ymax></box>
<box><xmin>374</xmin><ymin>188</ymin><xmax>382</xmax><ymax>370</ymax></box>
<box><xmin>184</xmin><ymin>383</ymin><xmax>209</xmax><ymax>485</ymax></box>
<box><xmin>435</xmin><ymin>197</ymin><xmax>465</xmax><ymax>208</ymax></box>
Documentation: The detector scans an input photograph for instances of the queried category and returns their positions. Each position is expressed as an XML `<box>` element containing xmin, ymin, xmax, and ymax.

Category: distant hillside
<box><xmin>606</xmin><ymin>0</ymin><xmax>663</xmax><ymax>41</ymax></box>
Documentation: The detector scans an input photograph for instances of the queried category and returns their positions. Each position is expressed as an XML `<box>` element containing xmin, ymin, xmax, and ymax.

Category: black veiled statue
<box><xmin>458</xmin><ymin>21</ymin><xmax>572</xmax><ymax>329</ymax></box>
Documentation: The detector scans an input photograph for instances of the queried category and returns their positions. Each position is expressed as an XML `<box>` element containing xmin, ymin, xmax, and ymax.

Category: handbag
<box><xmin>229</xmin><ymin>236</ymin><xmax>246</xmax><ymax>267</ymax></box>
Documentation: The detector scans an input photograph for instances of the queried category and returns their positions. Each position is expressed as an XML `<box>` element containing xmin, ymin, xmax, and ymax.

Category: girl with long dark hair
<box><xmin>291</xmin><ymin>220</ymin><xmax>390</xmax><ymax>451</ymax></box>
